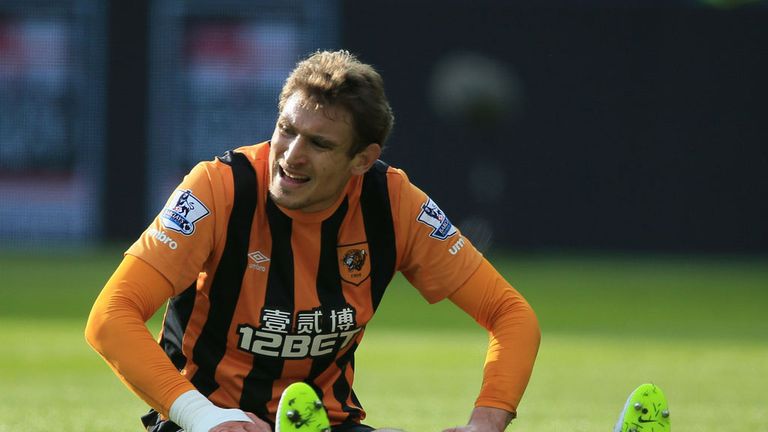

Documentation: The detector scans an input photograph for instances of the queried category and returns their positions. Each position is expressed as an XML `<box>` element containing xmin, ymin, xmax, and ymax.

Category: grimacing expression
<box><xmin>268</xmin><ymin>93</ymin><xmax>379</xmax><ymax>213</ymax></box>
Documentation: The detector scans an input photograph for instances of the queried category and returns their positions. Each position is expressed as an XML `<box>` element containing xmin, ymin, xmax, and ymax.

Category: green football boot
<box><xmin>613</xmin><ymin>383</ymin><xmax>671</xmax><ymax>432</ymax></box>
<box><xmin>276</xmin><ymin>382</ymin><xmax>331</xmax><ymax>432</ymax></box>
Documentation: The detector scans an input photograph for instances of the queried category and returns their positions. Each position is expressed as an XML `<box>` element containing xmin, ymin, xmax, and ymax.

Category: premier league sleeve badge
<box><xmin>416</xmin><ymin>197</ymin><xmax>457</xmax><ymax>241</ymax></box>
<box><xmin>160</xmin><ymin>189</ymin><xmax>210</xmax><ymax>235</ymax></box>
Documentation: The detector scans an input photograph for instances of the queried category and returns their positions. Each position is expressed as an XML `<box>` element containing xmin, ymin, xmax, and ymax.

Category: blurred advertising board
<box><xmin>146</xmin><ymin>0</ymin><xmax>338</xmax><ymax>217</ymax></box>
<box><xmin>0</xmin><ymin>1</ymin><xmax>106</xmax><ymax>245</ymax></box>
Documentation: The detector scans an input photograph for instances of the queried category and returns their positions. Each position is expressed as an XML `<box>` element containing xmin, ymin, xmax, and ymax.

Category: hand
<box><xmin>209</xmin><ymin>412</ymin><xmax>271</xmax><ymax>432</ymax></box>
<box><xmin>442</xmin><ymin>406</ymin><xmax>514</xmax><ymax>432</ymax></box>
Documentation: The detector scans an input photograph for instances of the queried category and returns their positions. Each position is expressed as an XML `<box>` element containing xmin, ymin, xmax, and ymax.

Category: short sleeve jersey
<box><xmin>127</xmin><ymin>142</ymin><xmax>483</xmax><ymax>425</ymax></box>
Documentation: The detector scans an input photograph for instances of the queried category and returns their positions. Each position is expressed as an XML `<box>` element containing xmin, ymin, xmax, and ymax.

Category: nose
<box><xmin>283</xmin><ymin>137</ymin><xmax>308</xmax><ymax>166</ymax></box>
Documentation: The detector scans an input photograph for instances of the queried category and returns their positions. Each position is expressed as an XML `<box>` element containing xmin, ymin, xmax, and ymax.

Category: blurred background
<box><xmin>1</xmin><ymin>2</ymin><xmax>767</xmax><ymax>431</ymax></box>
<box><xmin>0</xmin><ymin>0</ymin><xmax>766</xmax><ymax>253</ymax></box>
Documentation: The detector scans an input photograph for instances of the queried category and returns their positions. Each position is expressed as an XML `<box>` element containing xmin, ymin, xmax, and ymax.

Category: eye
<box><xmin>311</xmin><ymin>139</ymin><xmax>332</xmax><ymax>150</ymax></box>
<box><xmin>278</xmin><ymin>122</ymin><xmax>295</xmax><ymax>136</ymax></box>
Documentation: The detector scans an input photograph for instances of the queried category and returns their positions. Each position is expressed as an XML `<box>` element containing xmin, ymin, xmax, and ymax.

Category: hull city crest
<box><xmin>337</xmin><ymin>242</ymin><xmax>371</xmax><ymax>286</ymax></box>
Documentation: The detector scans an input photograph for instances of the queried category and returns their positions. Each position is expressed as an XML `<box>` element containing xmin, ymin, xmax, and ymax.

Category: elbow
<box><xmin>84</xmin><ymin>292</ymin><xmax>126</xmax><ymax>355</ymax></box>
<box><xmin>84</xmin><ymin>304</ymin><xmax>107</xmax><ymax>354</ymax></box>
<box><xmin>492</xmin><ymin>294</ymin><xmax>541</xmax><ymax>349</ymax></box>
<box><xmin>526</xmin><ymin>303</ymin><xmax>542</xmax><ymax>349</ymax></box>
<box><xmin>518</xmin><ymin>298</ymin><xmax>541</xmax><ymax>348</ymax></box>
<box><xmin>514</xmin><ymin>298</ymin><xmax>541</xmax><ymax>342</ymax></box>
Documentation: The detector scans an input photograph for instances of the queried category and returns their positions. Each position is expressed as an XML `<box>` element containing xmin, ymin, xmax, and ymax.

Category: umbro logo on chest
<box><xmin>247</xmin><ymin>244</ymin><xmax>372</xmax><ymax>282</ymax></box>
<box><xmin>248</xmin><ymin>251</ymin><xmax>270</xmax><ymax>272</ymax></box>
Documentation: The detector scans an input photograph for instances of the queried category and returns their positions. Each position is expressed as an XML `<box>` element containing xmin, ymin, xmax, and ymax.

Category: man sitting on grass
<box><xmin>86</xmin><ymin>49</ymin><xmax>541</xmax><ymax>432</ymax></box>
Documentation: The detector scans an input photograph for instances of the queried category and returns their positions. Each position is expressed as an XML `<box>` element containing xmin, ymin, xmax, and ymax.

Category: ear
<box><xmin>350</xmin><ymin>143</ymin><xmax>382</xmax><ymax>175</ymax></box>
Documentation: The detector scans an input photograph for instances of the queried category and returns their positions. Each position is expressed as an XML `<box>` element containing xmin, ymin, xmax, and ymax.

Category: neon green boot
<box><xmin>276</xmin><ymin>382</ymin><xmax>331</xmax><ymax>432</ymax></box>
<box><xmin>613</xmin><ymin>383</ymin><xmax>671</xmax><ymax>432</ymax></box>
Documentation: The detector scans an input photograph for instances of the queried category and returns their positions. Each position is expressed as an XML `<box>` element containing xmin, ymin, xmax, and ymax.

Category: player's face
<box><xmin>269</xmin><ymin>93</ymin><xmax>379</xmax><ymax>213</ymax></box>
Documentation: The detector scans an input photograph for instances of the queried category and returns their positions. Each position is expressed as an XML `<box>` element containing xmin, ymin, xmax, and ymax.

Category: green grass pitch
<box><xmin>0</xmin><ymin>248</ymin><xmax>766</xmax><ymax>431</ymax></box>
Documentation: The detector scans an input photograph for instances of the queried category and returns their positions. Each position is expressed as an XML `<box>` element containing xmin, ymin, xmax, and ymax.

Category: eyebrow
<box><xmin>278</xmin><ymin>117</ymin><xmax>339</xmax><ymax>149</ymax></box>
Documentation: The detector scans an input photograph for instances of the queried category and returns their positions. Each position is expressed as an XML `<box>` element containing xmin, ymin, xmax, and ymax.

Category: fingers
<box><xmin>244</xmin><ymin>412</ymin><xmax>271</xmax><ymax>431</ymax></box>
<box><xmin>244</xmin><ymin>412</ymin><xmax>262</xmax><ymax>423</ymax></box>
<box><xmin>209</xmin><ymin>416</ymin><xmax>272</xmax><ymax>432</ymax></box>
<box><xmin>209</xmin><ymin>423</ymin><xmax>268</xmax><ymax>432</ymax></box>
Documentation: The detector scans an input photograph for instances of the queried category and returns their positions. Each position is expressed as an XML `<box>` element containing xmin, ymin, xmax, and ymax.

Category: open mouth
<box><xmin>279</xmin><ymin>165</ymin><xmax>310</xmax><ymax>185</ymax></box>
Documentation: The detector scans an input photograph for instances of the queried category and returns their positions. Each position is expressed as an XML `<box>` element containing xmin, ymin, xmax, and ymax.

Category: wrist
<box><xmin>169</xmin><ymin>390</ymin><xmax>252</xmax><ymax>432</ymax></box>
<box><xmin>469</xmin><ymin>406</ymin><xmax>514</xmax><ymax>432</ymax></box>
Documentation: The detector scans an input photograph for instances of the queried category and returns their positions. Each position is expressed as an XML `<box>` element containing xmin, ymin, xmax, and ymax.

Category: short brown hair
<box><xmin>278</xmin><ymin>50</ymin><xmax>394</xmax><ymax>156</ymax></box>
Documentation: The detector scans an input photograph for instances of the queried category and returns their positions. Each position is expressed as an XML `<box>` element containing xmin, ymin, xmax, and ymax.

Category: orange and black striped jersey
<box><xmin>127</xmin><ymin>142</ymin><xmax>484</xmax><ymax>425</ymax></box>
<box><xmin>88</xmin><ymin>141</ymin><xmax>540</xmax><ymax>427</ymax></box>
